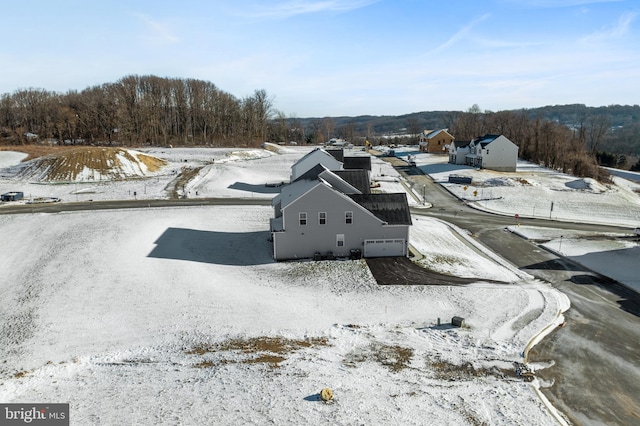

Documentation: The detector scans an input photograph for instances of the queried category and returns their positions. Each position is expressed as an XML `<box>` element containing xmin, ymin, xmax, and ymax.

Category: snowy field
<box><xmin>0</xmin><ymin>146</ymin><xmax>578</xmax><ymax>424</ymax></box>
<box><xmin>0</xmin><ymin>206</ymin><xmax>569</xmax><ymax>425</ymax></box>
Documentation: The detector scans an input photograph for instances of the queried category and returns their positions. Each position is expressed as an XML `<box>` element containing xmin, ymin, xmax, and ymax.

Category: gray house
<box><xmin>270</xmin><ymin>169</ymin><xmax>411</xmax><ymax>261</ymax></box>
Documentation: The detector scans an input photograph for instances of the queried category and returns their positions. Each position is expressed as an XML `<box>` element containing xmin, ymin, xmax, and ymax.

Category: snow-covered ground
<box><xmin>393</xmin><ymin>147</ymin><xmax>640</xmax><ymax>292</ymax></box>
<box><xmin>0</xmin><ymin>145</ymin><xmax>579</xmax><ymax>424</ymax></box>
<box><xmin>0</xmin><ymin>206</ymin><xmax>569</xmax><ymax>425</ymax></box>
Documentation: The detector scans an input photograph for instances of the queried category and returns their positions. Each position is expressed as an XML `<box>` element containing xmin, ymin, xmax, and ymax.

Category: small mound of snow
<box><xmin>565</xmin><ymin>178</ymin><xmax>607</xmax><ymax>193</ymax></box>
<box><xmin>0</xmin><ymin>151</ymin><xmax>28</xmax><ymax>168</ymax></box>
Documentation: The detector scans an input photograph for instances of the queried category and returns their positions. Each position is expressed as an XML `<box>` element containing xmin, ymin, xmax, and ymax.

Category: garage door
<box><xmin>363</xmin><ymin>239</ymin><xmax>406</xmax><ymax>258</ymax></box>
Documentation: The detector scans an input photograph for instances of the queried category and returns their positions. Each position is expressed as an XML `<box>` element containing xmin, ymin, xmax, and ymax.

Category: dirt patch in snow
<box><xmin>366</xmin><ymin>257</ymin><xmax>479</xmax><ymax>286</ymax></box>
<box><xmin>185</xmin><ymin>336</ymin><xmax>330</xmax><ymax>369</ymax></box>
<box><xmin>343</xmin><ymin>342</ymin><xmax>414</xmax><ymax>373</ymax></box>
<box><xmin>14</xmin><ymin>147</ymin><xmax>167</xmax><ymax>182</ymax></box>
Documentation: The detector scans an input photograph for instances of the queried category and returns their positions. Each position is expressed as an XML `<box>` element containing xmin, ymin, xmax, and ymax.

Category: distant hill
<box><xmin>289</xmin><ymin>104</ymin><xmax>640</xmax><ymax>155</ymax></box>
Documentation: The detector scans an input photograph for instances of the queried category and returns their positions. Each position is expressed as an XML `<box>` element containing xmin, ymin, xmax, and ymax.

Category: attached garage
<box><xmin>363</xmin><ymin>239</ymin><xmax>406</xmax><ymax>258</ymax></box>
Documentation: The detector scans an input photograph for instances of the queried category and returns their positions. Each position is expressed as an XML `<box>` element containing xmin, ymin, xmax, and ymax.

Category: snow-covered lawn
<box><xmin>0</xmin><ymin>206</ymin><xmax>568</xmax><ymax>425</ymax></box>
<box><xmin>405</xmin><ymin>150</ymin><xmax>640</xmax><ymax>228</ymax></box>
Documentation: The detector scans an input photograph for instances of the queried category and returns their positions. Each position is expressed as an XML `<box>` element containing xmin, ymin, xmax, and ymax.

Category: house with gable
<box><xmin>448</xmin><ymin>140</ymin><xmax>472</xmax><ymax>165</ymax></box>
<box><xmin>270</xmin><ymin>159</ymin><xmax>411</xmax><ymax>261</ymax></box>
<box><xmin>290</xmin><ymin>147</ymin><xmax>343</xmax><ymax>181</ymax></box>
<box><xmin>464</xmin><ymin>134</ymin><xmax>518</xmax><ymax>172</ymax></box>
<box><xmin>419</xmin><ymin>129</ymin><xmax>455</xmax><ymax>153</ymax></box>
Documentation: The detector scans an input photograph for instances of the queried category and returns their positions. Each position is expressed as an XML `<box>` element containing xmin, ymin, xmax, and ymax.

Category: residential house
<box><xmin>290</xmin><ymin>148</ymin><xmax>343</xmax><ymax>181</ymax></box>
<box><xmin>419</xmin><ymin>129</ymin><xmax>455</xmax><ymax>153</ymax></box>
<box><xmin>464</xmin><ymin>134</ymin><xmax>518</xmax><ymax>172</ymax></box>
<box><xmin>270</xmin><ymin>164</ymin><xmax>411</xmax><ymax>261</ymax></box>
<box><xmin>448</xmin><ymin>140</ymin><xmax>471</xmax><ymax>165</ymax></box>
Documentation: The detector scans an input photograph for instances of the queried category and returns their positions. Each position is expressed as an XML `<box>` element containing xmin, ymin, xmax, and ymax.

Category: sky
<box><xmin>1</xmin><ymin>0</ymin><xmax>639</xmax><ymax>117</ymax></box>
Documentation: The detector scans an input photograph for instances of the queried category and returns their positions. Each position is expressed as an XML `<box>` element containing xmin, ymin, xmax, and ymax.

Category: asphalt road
<box><xmin>396</xmin><ymin>160</ymin><xmax>640</xmax><ymax>426</ymax></box>
<box><xmin>0</xmin><ymin>197</ymin><xmax>271</xmax><ymax>215</ymax></box>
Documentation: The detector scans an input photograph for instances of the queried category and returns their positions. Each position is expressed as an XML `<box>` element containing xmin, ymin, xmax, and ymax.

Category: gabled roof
<box><xmin>343</xmin><ymin>156</ymin><xmax>371</xmax><ymax>171</ymax></box>
<box><xmin>475</xmin><ymin>134</ymin><xmax>501</xmax><ymax>147</ymax></box>
<box><xmin>319</xmin><ymin>169</ymin><xmax>361</xmax><ymax>195</ymax></box>
<box><xmin>325</xmin><ymin>148</ymin><xmax>344</xmax><ymax>162</ymax></box>
<box><xmin>293</xmin><ymin>163</ymin><xmax>327</xmax><ymax>182</ymax></box>
<box><xmin>334</xmin><ymin>169</ymin><xmax>371</xmax><ymax>194</ymax></box>
<box><xmin>452</xmin><ymin>140</ymin><xmax>471</xmax><ymax>148</ymax></box>
<box><xmin>296</xmin><ymin>147</ymin><xmax>342</xmax><ymax>165</ymax></box>
<box><xmin>347</xmin><ymin>193</ymin><xmax>412</xmax><ymax>225</ymax></box>
<box><xmin>426</xmin><ymin>128</ymin><xmax>453</xmax><ymax>139</ymax></box>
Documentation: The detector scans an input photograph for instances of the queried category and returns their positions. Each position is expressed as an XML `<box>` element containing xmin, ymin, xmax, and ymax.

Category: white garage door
<box><xmin>363</xmin><ymin>239</ymin><xmax>406</xmax><ymax>258</ymax></box>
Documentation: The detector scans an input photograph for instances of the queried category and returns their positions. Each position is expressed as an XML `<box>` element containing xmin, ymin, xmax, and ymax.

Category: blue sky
<box><xmin>1</xmin><ymin>0</ymin><xmax>638</xmax><ymax>117</ymax></box>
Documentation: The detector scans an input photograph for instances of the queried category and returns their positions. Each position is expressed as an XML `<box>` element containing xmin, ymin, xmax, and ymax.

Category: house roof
<box><xmin>475</xmin><ymin>134</ymin><xmax>501</xmax><ymax>147</ymax></box>
<box><xmin>426</xmin><ymin>128</ymin><xmax>453</xmax><ymax>139</ymax></box>
<box><xmin>319</xmin><ymin>170</ymin><xmax>361</xmax><ymax>195</ymax></box>
<box><xmin>347</xmin><ymin>193</ymin><xmax>412</xmax><ymax>225</ymax></box>
<box><xmin>326</xmin><ymin>148</ymin><xmax>344</xmax><ymax>162</ymax></box>
<box><xmin>273</xmin><ymin>179</ymin><xmax>319</xmax><ymax>209</ymax></box>
<box><xmin>334</xmin><ymin>169</ymin><xmax>371</xmax><ymax>194</ymax></box>
<box><xmin>293</xmin><ymin>163</ymin><xmax>328</xmax><ymax>182</ymax></box>
<box><xmin>295</xmin><ymin>147</ymin><xmax>342</xmax><ymax>166</ymax></box>
<box><xmin>343</xmin><ymin>156</ymin><xmax>371</xmax><ymax>171</ymax></box>
<box><xmin>452</xmin><ymin>140</ymin><xmax>471</xmax><ymax>148</ymax></box>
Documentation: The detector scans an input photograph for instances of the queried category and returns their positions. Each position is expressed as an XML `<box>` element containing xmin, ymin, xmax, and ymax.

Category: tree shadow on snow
<box><xmin>148</xmin><ymin>227</ymin><xmax>274</xmax><ymax>265</ymax></box>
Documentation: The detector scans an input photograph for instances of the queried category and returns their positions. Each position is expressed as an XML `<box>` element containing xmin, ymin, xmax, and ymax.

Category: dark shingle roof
<box><xmin>293</xmin><ymin>163</ymin><xmax>327</xmax><ymax>182</ymax></box>
<box><xmin>348</xmin><ymin>193</ymin><xmax>412</xmax><ymax>225</ymax></box>
<box><xmin>343</xmin><ymin>156</ymin><xmax>371</xmax><ymax>171</ymax></box>
<box><xmin>453</xmin><ymin>140</ymin><xmax>471</xmax><ymax>148</ymax></box>
<box><xmin>475</xmin><ymin>134</ymin><xmax>500</xmax><ymax>146</ymax></box>
<box><xmin>334</xmin><ymin>170</ymin><xmax>371</xmax><ymax>194</ymax></box>
<box><xmin>326</xmin><ymin>148</ymin><xmax>344</xmax><ymax>162</ymax></box>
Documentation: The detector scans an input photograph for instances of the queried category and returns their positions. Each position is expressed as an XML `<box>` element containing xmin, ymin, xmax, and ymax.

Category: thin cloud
<box><xmin>581</xmin><ymin>10</ymin><xmax>638</xmax><ymax>43</ymax></box>
<box><xmin>134</xmin><ymin>14</ymin><xmax>180</xmax><ymax>44</ymax></box>
<box><xmin>431</xmin><ymin>13</ymin><xmax>491</xmax><ymax>53</ymax></box>
<box><xmin>247</xmin><ymin>0</ymin><xmax>379</xmax><ymax>19</ymax></box>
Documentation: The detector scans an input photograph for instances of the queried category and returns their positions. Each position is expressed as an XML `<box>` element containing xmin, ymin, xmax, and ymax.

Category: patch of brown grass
<box><xmin>428</xmin><ymin>359</ymin><xmax>519</xmax><ymax>381</ymax></box>
<box><xmin>0</xmin><ymin>145</ymin><xmax>75</xmax><ymax>161</ymax></box>
<box><xmin>186</xmin><ymin>336</ymin><xmax>329</xmax><ymax>369</ymax></box>
<box><xmin>343</xmin><ymin>343</ymin><xmax>414</xmax><ymax>373</ymax></box>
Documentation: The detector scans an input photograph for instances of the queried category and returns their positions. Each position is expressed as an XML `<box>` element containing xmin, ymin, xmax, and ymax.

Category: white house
<box><xmin>290</xmin><ymin>148</ymin><xmax>343</xmax><ymax>181</ymax></box>
<box><xmin>448</xmin><ymin>140</ymin><xmax>471</xmax><ymax>165</ymax></box>
<box><xmin>464</xmin><ymin>135</ymin><xmax>518</xmax><ymax>172</ymax></box>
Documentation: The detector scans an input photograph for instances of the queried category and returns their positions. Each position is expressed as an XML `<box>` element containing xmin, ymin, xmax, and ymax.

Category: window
<box><xmin>299</xmin><ymin>212</ymin><xmax>307</xmax><ymax>226</ymax></box>
<box><xmin>319</xmin><ymin>212</ymin><xmax>327</xmax><ymax>225</ymax></box>
<box><xmin>336</xmin><ymin>234</ymin><xmax>344</xmax><ymax>247</ymax></box>
<box><xmin>345</xmin><ymin>211</ymin><xmax>353</xmax><ymax>224</ymax></box>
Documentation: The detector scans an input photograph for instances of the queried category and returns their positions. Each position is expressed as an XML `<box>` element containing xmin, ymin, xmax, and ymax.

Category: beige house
<box><xmin>419</xmin><ymin>129</ymin><xmax>454</xmax><ymax>153</ymax></box>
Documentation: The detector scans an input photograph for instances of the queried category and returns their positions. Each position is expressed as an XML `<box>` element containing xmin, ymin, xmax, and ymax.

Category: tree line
<box><xmin>0</xmin><ymin>75</ymin><xmax>273</xmax><ymax>147</ymax></box>
<box><xmin>449</xmin><ymin>108</ymin><xmax>611</xmax><ymax>181</ymax></box>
